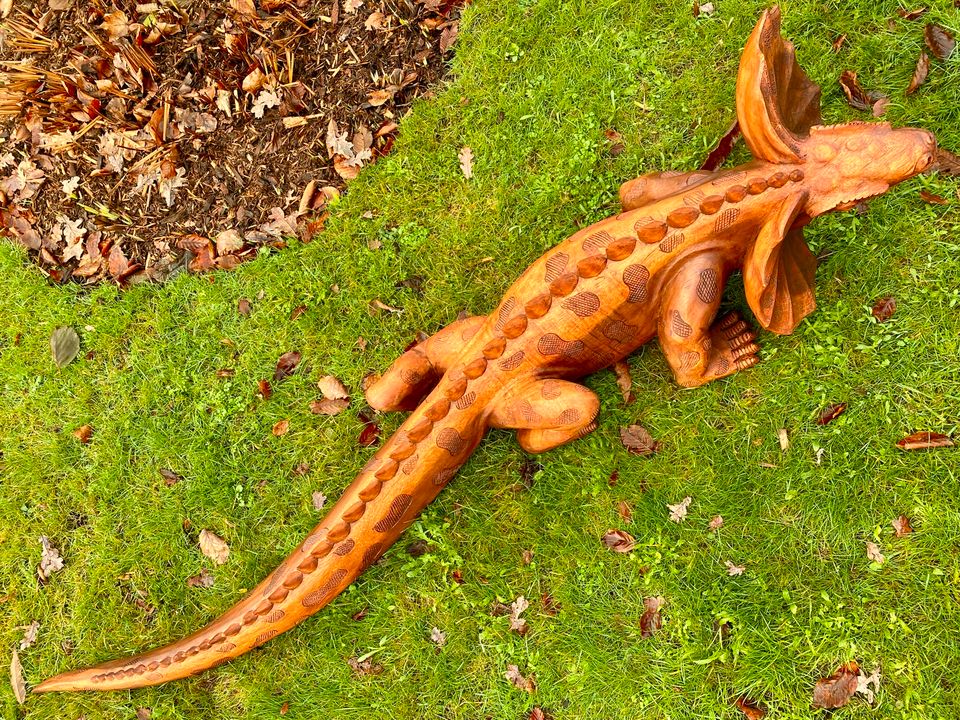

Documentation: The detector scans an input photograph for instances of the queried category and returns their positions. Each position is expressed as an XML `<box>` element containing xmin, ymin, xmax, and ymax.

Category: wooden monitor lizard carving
<box><xmin>35</xmin><ymin>6</ymin><xmax>941</xmax><ymax>693</ymax></box>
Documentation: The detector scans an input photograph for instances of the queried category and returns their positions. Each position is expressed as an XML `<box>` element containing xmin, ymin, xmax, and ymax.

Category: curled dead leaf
<box><xmin>906</xmin><ymin>51</ymin><xmax>930</xmax><ymax>94</ymax></box>
<box><xmin>504</xmin><ymin>664</ymin><xmax>536</xmax><ymax>693</ymax></box>
<box><xmin>838</xmin><ymin>70</ymin><xmax>886</xmax><ymax>112</ymax></box>
<box><xmin>10</xmin><ymin>649</ymin><xmax>26</xmax><ymax>705</ymax></box>
<box><xmin>871</xmin><ymin>296</ymin><xmax>896</xmax><ymax>322</ymax></box>
<box><xmin>816</xmin><ymin>403</ymin><xmax>847</xmax><ymax>425</ymax></box>
<box><xmin>892</xmin><ymin>515</ymin><xmax>914</xmax><ymax>537</ymax></box>
<box><xmin>274</xmin><ymin>351</ymin><xmax>302</xmax><ymax>381</ymax></box>
<box><xmin>612</xmin><ymin>361</ymin><xmax>635</xmax><ymax>403</ymax></box>
<box><xmin>812</xmin><ymin>661</ymin><xmax>860</xmax><ymax>710</ymax></box>
<box><xmin>640</xmin><ymin>596</ymin><xmax>664</xmax><ymax>638</ymax></box>
<box><xmin>601</xmin><ymin>528</ymin><xmax>635</xmax><ymax>553</ymax></box>
<box><xmin>458</xmin><ymin>146</ymin><xmax>473</xmax><ymax>179</ymax></box>
<box><xmin>668</xmin><ymin>496</ymin><xmax>691</xmax><ymax>523</ymax></box>
<box><xmin>72</xmin><ymin>424</ymin><xmax>93</xmax><ymax>443</ymax></box>
<box><xmin>733</xmin><ymin>695</ymin><xmax>767</xmax><ymax>719</ymax></box>
<box><xmin>272</xmin><ymin>419</ymin><xmax>290</xmax><ymax>436</ymax></box>
<box><xmin>896</xmin><ymin>431</ymin><xmax>954</xmax><ymax>451</ymax></box>
<box><xmin>920</xmin><ymin>189</ymin><xmax>948</xmax><ymax>204</ymax></box>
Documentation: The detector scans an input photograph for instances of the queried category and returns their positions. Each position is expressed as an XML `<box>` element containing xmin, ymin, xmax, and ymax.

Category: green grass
<box><xmin>3</xmin><ymin>1</ymin><xmax>960</xmax><ymax>718</ymax></box>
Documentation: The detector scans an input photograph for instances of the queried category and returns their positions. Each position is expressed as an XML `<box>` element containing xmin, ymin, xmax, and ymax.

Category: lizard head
<box><xmin>800</xmin><ymin>122</ymin><xmax>938</xmax><ymax>217</ymax></box>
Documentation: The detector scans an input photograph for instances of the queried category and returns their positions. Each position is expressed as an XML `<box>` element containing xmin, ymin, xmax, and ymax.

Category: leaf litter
<box><xmin>0</xmin><ymin>0</ymin><xmax>460</xmax><ymax>285</ymax></box>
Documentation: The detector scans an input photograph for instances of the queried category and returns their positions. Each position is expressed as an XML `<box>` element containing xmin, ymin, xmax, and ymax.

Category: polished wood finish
<box><xmin>35</xmin><ymin>6</ymin><xmax>939</xmax><ymax>693</ymax></box>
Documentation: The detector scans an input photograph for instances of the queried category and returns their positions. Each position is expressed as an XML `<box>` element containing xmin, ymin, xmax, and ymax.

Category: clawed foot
<box><xmin>707</xmin><ymin>312</ymin><xmax>760</xmax><ymax>378</ymax></box>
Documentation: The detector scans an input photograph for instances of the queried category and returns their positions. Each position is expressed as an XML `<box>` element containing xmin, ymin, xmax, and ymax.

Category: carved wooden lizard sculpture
<box><xmin>35</xmin><ymin>6</ymin><xmax>939</xmax><ymax>692</ymax></box>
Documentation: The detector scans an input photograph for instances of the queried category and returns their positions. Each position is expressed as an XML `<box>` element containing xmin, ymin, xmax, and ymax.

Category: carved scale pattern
<box><xmin>89</xmin><ymin>165</ymin><xmax>810</xmax><ymax>686</ymax></box>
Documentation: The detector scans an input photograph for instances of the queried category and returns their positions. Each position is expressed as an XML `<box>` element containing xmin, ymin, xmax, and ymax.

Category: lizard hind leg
<box><xmin>490</xmin><ymin>378</ymin><xmax>600</xmax><ymax>453</ymax></box>
<box><xmin>365</xmin><ymin>316</ymin><xmax>485</xmax><ymax>412</ymax></box>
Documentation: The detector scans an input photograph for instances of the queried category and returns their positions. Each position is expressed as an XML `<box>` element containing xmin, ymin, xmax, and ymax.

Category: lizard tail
<box><xmin>34</xmin><ymin>384</ymin><xmax>484</xmax><ymax>693</ymax></box>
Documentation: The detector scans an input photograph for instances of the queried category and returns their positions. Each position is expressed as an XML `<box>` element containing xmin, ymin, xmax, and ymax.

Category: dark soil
<box><xmin>0</xmin><ymin>0</ymin><xmax>458</xmax><ymax>284</ymax></box>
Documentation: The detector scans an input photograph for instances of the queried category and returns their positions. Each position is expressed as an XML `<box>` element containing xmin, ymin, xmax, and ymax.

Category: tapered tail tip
<box><xmin>32</xmin><ymin>669</ymin><xmax>100</xmax><ymax>693</ymax></box>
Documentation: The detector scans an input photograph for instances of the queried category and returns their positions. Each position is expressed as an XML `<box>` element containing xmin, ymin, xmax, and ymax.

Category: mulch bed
<box><xmin>0</xmin><ymin>0</ymin><xmax>459</xmax><ymax>284</ymax></box>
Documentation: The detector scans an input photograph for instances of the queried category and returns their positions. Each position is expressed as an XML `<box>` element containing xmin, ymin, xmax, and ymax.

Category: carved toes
<box><xmin>717</xmin><ymin>311</ymin><xmax>742</xmax><ymax>331</ymax></box>
<box><xmin>735</xmin><ymin>355</ymin><xmax>760</xmax><ymax>371</ymax></box>
<box><xmin>732</xmin><ymin>341</ymin><xmax>760</xmax><ymax>359</ymax></box>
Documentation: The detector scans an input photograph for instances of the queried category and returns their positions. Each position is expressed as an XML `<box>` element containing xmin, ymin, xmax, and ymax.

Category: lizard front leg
<box><xmin>490</xmin><ymin>378</ymin><xmax>600</xmax><ymax>453</ymax></box>
<box><xmin>658</xmin><ymin>255</ymin><xmax>760</xmax><ymax>388</ymax></box>
<box><xmin>366</xmin><ymin>316</ymin><xmax>486</xmax><ymax>411</ymax></box>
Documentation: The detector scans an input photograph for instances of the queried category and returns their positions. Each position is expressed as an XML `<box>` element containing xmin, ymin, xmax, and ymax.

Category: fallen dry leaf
<box><xmin>617</xmin><ymin>500</ymin><xmax>633</xmax><ymax>523</ymax></box>
<box><xmin>238</xmin><ymin>298</ymin><xmax>252</xmax><ymax>316</ymax></box>
<box><xmin>871</xmin><ymin>296</ymin><xmax>896</xmax><ymax>323</ymax></box>
<box><xmin>832</xmin><ymin>33</ymin><xmax>847</xmax><ymax>52</ymax></box>
<box><xmin>509</xmin><ymin>595</ymin><xmax>529</xmax><ymax>635</ymax></box>
<box><xmin>458</xmin><ymin>146</ymin><xmax>473</xmax><ymax>179</ymax></box>
<box><xmin>522</xmin><ymin>549</ymin><xmax>534</xmax><ymax>565</ymax></box>
<box><xmin>198</xmin><ymin>529</ymin><xmax>230</xmax><ymax>565</ymax></box>
<box><xmin>856</xmin><ymin>666</ymin><xmax>882</xmax><ymax>704</ymax></box>
<box><xmin>892</xmin><ymin>515</ymin><xmax>914</xmax><ymax>537</ymax></box>
<box><xmin>51</xmin><ymin>326</ymin><xmax>80</xmax><ymax>368</ymax></box>
<box><xmin>896</xmin><ymin>431</ymin><xmax>954</xmax><ymax>451</ymax></box>
<box><xmin>160</xmin><ymin>468</ymin><xmax>181</xmax><ymax>486</ymax></box>
<box><xmin>709</xmin><ymin>515</ymin><xmax>724</xmax><ymax>531</ymax></box>
<box><xmin>925</xmin><ymin>23</ymin><xmax>956</xmax><ymax>60</ymax></box>
<box><xmin>312</xmin><ymin>491</ymin><xmax>327</xmax><ymax>511</ymax></box>
<box><xmin>358</xmin><ymin>413</ymin><xmax>381</xmax><ymax>447</ymax></box>
<box><xmin>430</xmin><ymin>627</ymin><xmax>447</xmax><ymax>647</ymax></box>
<box><xmin>272</xmin><ymin>419</ymin><xmax>290</xmax><ymax>436</ymax></box>
<box><xmin>274</xmin><ymin>351</ymin><xmax>302</xmax><ymax>381</ymax></box>
<box><xmin>39</xmin><ymin>535</ymin><xmax>64</xmax><ymax>580</ymax></box>
<box><xmin>310</xmin><ymin>398</ymin><xmax>350</xmax><ymax>415</ymax></box>
<box><xmin>19</xmin><ymin>621</ymin><xmax>39</xmax><ymax>651</ymax></box>
<box><xmin>348</xmin><ymin>655</ymin><xmax>383</xmax><ymax>676</ymax></box>
<box><xmin>777</xmin><ymin>427</ymin><xmax>789</xmax><ymax>451</ymax></box>
<box><xmin>734</xmin><ymin>696</ymin><xmax>767</xmax><ymax>719</ymax></box>
<box><xmin>906</xmin><ymin>51</ymin><xmax>930</xmax><ymax>94</ymax></box>
<box><xmin>505</xmin><ymin>664</ymin><xmax>536</xmax><ymax>693</ymax></box>
<box><xmin>866</xmin><ymin>541</ymin><xmax>885</xmax><ymax>564</ymax></box>
<box><xmin>898</xmin><ymin>7</ymin><xmax>928</xmax><ymax>20</ymax></box>
<box><xmin>620</xmin><ymin>424</ymin><xmax>660</xmax><ymax>456</ymax></box>
<box><xmin>668</xmin><ymin>496</ymin><xmax>692</xmax><ymax>523</ymax></box>
<box><xmin>10</xmin><ymin>649</ymin><xmax>26</xmax><ymax>705</ymax></box>
<box><xmin>613</xmin><ymin>361</ymin><xmax>635</xmax><ymax>403</ymax></box>
<box><xmin>812</xmin><ymin>662</ymin><xmax>860</xmax><ymax>710</ymax></box>
<box><xmin>602</xmin><ymin>529</ymin><xmax>636</xmax><ymax>553</ymax></box>
<box><xmin>640</xmin><ymin>596</ymin><xmax>664</xmax><ymax>638</ymax></box>
<box><xmin>920</xmin><ymin>189</ymin><xmax>948</xmax><ymax>204</ymax></box>
<box><xmin>73</xmin><ymin>424</ymin><xmax>93</xmax><ymax>443</ymax></box>
<box><xmin>317</xmin><ymin>375</ymin><xmax>349</xmax><ymax>399</ymax></box>
<box><xmin>725</xmin><ymin>560</ymin><xmax>745</xmax><ymax>576</ymax></box>
<box><xmin>839</xmin><ymin>70</ymin><xmax>885</xmax><ymax>112</ymax></box>
<box><xmin>541</xmin><ymin>592</ymin><xmax>561</xmax><ymax>616</ymax></box>
<box><xmin>817</xmin><ymin>403</ymin><xmax>847</xmax><ymax>425</ymax></box>
<box><xmin>439</xmin><ymin>22</ymin><xmax>458</xmax><ymax>53</ymax></box>
<box><xmin>187</xmin><ymin>568</ymin><xmax>215</xmax><ymax>588</ymax></box>
<box><xmin>604</xmin><ymin>128</ymin><xmax>625</xmax><ymax>157</ymax></box>
<box><xmin>251</xmin><ymin>378</ymin><xmax>272</xmax><ymax>403</ymax></box>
